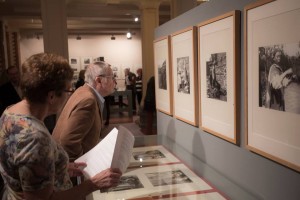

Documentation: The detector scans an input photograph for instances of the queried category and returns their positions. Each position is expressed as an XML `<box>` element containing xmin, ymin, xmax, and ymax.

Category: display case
<box><xmin>86</xmin><ymin>135</ymin><xmax>257</xmax><ymax>200</ymax></box>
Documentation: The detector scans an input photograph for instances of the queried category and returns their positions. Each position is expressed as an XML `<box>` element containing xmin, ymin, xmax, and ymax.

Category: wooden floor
<box><xmin>101</xmin><ymin>100</ymin><xmax>157</xmax><ymax>138</ymax></box>
<box><xmin>101</xmin><ymin>113</ymin><xmax>145</xmax><ymax>139</ymax></box>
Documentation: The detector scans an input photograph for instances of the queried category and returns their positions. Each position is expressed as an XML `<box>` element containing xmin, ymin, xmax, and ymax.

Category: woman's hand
<box><xmin>68</xmin><ymin>162</ymin><xmax>87</xmax><ymax>177</ymax></box>
<box><xmin>90</xmin><ymin>168</ymin><xmax>122</xmax><ymax>190</ymax></box>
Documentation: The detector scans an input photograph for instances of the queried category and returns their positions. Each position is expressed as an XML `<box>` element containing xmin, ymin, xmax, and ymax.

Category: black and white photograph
<box><xmin>198</xmin><ymin>11</ymin><xmax>239</xmax><ymax>144</ymax></box>
<box><xmin>259</xmin><ymin>42</ymin><xmax>300</xmax><ymax>114</ymax></box>
<box><xmin>154</xmin><ymin>36</ymin><xmax>173</xmax><ymax>116</ymax></box>
<box><xmin>112</xmin><ymin>66</ymin><xmax>118</xmax><ymax>71</ymax></box>
<box><xmin>69</xmin><ymin>57</ymin><xmax>80</xmax><ymax>72</ymax></box>
<box><xmin>245</xmin><ymin>0</ymin><xmax>300</xmax><ymax>172</ymax></box>
<box><xmin>112</xmin><ymin>66</ymin><xmax>119</xmax><ymax>78</ymax></box>
<box><xmin>84</xmin><ymin>58</ymin><xmax>91</xmax><ymax>64</ymax></box>
<box><xmin>158</xmin><ymin>60</ymin><xmax>167</xmax><ymax>90</ymax></box>
<box><xmin>172</xmin><ymin>27</ymin><xmax>198</xmax><ymax>125</ymax></box>
<box><xmin>104</xmin><ymin>175</ymin><xmax>144</xmax><ymax>192</ymax></box>
<box><xmin>70</xmin><ymin>58</ymin><xmax>77</xmax><ymax>64</ymax></box>
<box><xmin>177</xmin><ymin>56</ymin><xmax>190</xmax><ymax>94</ymax></box>
<box><xmin>133</xmin><ymin>150</ymin><xmax>166</xmax><ymax>161</ymax></box>
<box><xmin>146</xmin><ymin>170</ymin><xmax>192</xmax><ymax>187</ymax></box>
<box><xmin>206</xmin><ymin>52</ymin><xmax>227</xmax><ymax>101</ymax></box>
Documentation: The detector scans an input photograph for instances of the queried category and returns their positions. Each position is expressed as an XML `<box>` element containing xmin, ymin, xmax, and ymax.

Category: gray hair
<box><xmin>85</xmin><ymin>61</ymin><xmax>111</xmax><ymax>86</ymax></box>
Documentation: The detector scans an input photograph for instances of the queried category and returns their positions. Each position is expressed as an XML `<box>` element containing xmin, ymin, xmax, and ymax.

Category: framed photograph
<box><xmin>111</xmin><ymin>64</ymin><xmax>121</xmax><ymax>79</ymax></box>
<box><xmin>171</xmin><ymin>27</ymin><xmax>199</xmax><ymax>126</ymax></box>
<box><xmin>69</xmin><ymin>57</ymin><xmax>81</xmax><ymax>72</ymax></box>
<box><xmin>154</xmin><ymin>36</ymin><xmax>173</xmax><ymax>116</ymax></box>
<box><xmin>198</xmin><ymin>10</ymin><xmax>240</xmax><ymax>144</ymax></box>
<box><xmin>87</xmin><ymin>163</ymin><xmax>216</xmax><ymax>200</ymax></box>
<box><xmin>129</xmin><ymin>145</ymin><xmax>180</xmax><ymax>167</ymax></box>
<box><xmin>71</xmin><ymin>71</ymin><xmax>79</xmax><ymax>89</ymax></box>
<box><xmin>245</xmin><ymin>0</ymin><xmax>300</xmax><ymax>172</ymax></box>
<box><xmin>81</xmin><ymin>56</ymin><xmax>93</xmax><ymax>69</ymax></box>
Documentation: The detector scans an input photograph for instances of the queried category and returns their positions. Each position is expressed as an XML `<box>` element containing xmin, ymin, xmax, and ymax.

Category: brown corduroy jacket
<box><xmin>52</xmin><ymin>84</ymin><xmax>103</xmax><ymax>162</ymax></box>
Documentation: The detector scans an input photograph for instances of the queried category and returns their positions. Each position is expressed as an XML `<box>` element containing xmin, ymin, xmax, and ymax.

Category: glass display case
<box><xmin>86</xmin><ymin>135</ymin><xmax>258</xmax><ymax>200</ymax></box>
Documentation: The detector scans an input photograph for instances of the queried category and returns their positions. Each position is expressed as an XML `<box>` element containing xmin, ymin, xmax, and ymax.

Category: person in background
<box><xmin>143</xmin><ymin>76</ymin><xmax>156</xmax><ymax>135</ymax></box>
<box><xmin>52</xmin><ymin>61</ymin><xmax>116</xmax><ymax>162</ymax></box>
<box><xmin>124</xmin><ymin>68</ymin><xmax>136</xmax><ymax>112</ymax></box>
<box><xmin>0</xmin><ymin>53</ymin><xmax>121</xmax><ymax>200</ymax></box>
<box><xmin>104</xmin><ymin>75</ymin><xmax>117</xmax><ymax>126</ymax></box>
<box><xmin>75</xmin><ymin>69</ymin><xmax>86</xmax><ymax>89</ymax></box>
<box><xmin>0</xmin><ymin>66</ymin><xmax>8</xmax><ymax>86</ymax></box>
<box><xmin>135</xmin><ymin>68</ymin><xmax>143</xmax><ymax>108</ymax></box>
<box><xmin>266</xmin><ymin>49</ymin><xmax>292</xmax><ymax>110</ymax></box>
<box><xmin>0</xmin><ymin>66</ymin><xmax>22</xmax><ymax>115</ymax></box>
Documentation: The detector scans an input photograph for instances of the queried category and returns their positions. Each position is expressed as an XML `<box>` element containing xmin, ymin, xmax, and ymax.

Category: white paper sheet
<box><xmin>75</xmin><ymin>126</ymin><xmax>135</xmax><ymax>178</ymax></box>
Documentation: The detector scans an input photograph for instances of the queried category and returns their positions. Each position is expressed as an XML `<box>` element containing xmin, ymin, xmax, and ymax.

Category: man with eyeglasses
<box><xmin>52</xmin><ymin>61</ymin><xmax>116</xmax><ymax>165</ymax></box>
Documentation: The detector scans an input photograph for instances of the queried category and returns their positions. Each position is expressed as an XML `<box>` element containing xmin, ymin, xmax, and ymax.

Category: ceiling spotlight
<box><xmin>126</xmin><ymin>32</ymin><xmax>132</xmax><ymax>39</ymax></box>
<box><xmin>76</xmin><ymin>35</ymin><xmax>81</xmax><ymax>40</ymax></box>
<box><xmin>134</xmin><ymin>17</ymin><xmax>139</xmax><ymax>22</ymax></box>
<box><xmin>111</xmin><ymin>35</ymin><xmax>116</xmax><ymax>40</ymax></box>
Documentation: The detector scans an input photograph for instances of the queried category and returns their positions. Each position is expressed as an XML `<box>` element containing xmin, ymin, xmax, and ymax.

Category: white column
<box><xmin>41</xmin><ymin>0</ymin><xmax>68</xmax><ymax>59</ymax></box>
<box><xmin>139</xmin><ymin>0</ymin><xmax>160</xmax><ymax>101</ymax></box>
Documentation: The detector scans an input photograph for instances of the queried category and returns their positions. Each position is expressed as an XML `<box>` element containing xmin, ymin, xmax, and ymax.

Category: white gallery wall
<box><xmin>19</xmin><ymin>32</ymin><xmax>142</xmax><ymax>86</ymax></box>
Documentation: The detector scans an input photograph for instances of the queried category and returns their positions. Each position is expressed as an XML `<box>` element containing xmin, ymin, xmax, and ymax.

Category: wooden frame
<box><xmin>198</xmin><ymin>10</ymin><xmax>240</xmax><ymax>144</ymax></box>
<box><xmin>171</xmin><ymin>26</ymin><xmax>199</xmax><ymax>126</ymax></box>
<box><xmin>154</xmin><ymin>36</ymin><xmax>173</xmax><ymax>116</ymax></box>
<box><xmin>245</xmin><ymin>0</ymin><xmax>300</xmax><ymax>172</ymax></box>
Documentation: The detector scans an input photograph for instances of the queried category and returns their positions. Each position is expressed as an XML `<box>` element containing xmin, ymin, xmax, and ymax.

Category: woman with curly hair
<box><xmin>0</xmin><ymin>53</ymin><xmax>121</xmax><ymax>200</ymax></box>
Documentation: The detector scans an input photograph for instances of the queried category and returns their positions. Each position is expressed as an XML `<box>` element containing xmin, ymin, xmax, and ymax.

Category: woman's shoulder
<box><xmin>270</xmin><ymin>63</ymin><xmax>281</xmax><ymax>70</ymax></box>
<box><xmin>1</xmin><ymin>113</ymin><xmax>50</xmax><ymax>150</ymax></box>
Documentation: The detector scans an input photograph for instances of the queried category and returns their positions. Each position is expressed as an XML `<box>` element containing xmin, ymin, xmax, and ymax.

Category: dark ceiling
<box><xmin>0</xmin><ymin>0</ymin><xmax>171</xmax><ymax>37</ymax></box>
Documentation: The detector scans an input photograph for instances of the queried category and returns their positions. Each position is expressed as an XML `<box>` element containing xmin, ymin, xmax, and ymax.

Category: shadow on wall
<box><xmin>192</xmin><ymin>130</ymin><xmax>206</xmax><ymax>173</ymax></box>
<box><xmin>166</xmin><ymin>119</ymin><xmax>176</xmax><ymax>149</ymax></box>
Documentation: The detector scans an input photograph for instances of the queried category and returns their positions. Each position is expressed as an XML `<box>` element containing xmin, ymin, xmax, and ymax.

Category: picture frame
<box><xmin>171</xmin><ymin>26</ymin><xmax>199</xmax><ymax>126</ymax></box>
<box><xmin>71</xmin><ymin>71</ymin><xmax>79</xmax><ymax>89</ymax></box>
<box><xmin>245</xmin><ymin>0</ymin><xmax>300</xmax><ymax>172</ymax></box>
<box><xmin>81</xmin><ymin>56</ymin><xmax>93</xmax><ymax>69</ymax></box>
<box><xmin>198</xmin><ymin>10</ymin><xmax>240</xmax><ymax>144</ymax></box>
<box><xmin>69</xmin><ymin>57</ymin><xmax>81</xmax><ymax>72</ymax></box>
<box><xmin>154</xmin><ymin>36</ymin><xmax>173</xmax><ymax>116</ymax></box>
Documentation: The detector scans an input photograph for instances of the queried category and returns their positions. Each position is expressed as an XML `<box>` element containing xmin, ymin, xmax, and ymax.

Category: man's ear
<box><xmin>96</xmin><ymin>76</ymin><xmax>103</xmax><ymax>85</ymax></box>
<box><xmin>47</xmin><ymin>91</ymin><xmax>55</xmax><ymax>105</ymax></box>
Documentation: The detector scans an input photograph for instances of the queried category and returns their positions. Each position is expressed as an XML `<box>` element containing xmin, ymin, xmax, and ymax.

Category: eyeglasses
<box><xmin>63</xmin><ymin>89</ymin><xmax>75</xmax><ymax>95</ymax></box>
<box><xmin>98</xmin><ymin>74</ymin><xmax>116</xmax><ymax>80</ymax></box>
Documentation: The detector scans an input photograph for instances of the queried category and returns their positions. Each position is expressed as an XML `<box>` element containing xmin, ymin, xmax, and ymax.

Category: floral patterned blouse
<box><xmin>0</xmin><ymin>110</ymin><xmax>72</xmax><ymax>199</ymax></box>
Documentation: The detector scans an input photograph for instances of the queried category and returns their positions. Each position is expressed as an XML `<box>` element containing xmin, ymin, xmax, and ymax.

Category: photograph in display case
<box><xmin>171</xmin><ymin>26</ymin><xmax>198</xmax><ymax>126</ymax></box>
<box><xmin>104</xmin><ymin>175</ymin><xmax>144</xmax><ymax>192</ymax></box>
<box><xmin>245</xmin><ymin>0</ymin><xmax>300</xmax><ymax>172</ymax></box>
<box><xmin>154</xmin><ymin>36</ymin><xmax>173</xmax><ymax>116</ymax></box>
<box><xmin>198</xmin><ymin>10</ymin><xmax>240</xmax><ymax>144</ymax></box>
<box><xmin>87</xmin><ymin>163</ymin><xmax>215</xmax><ymax>200</ymax></box>
<box><xmin>129</xmin><ymin>145</ymin><xmax>180</xmax><ymax>167</ymax></box>
<box><xmin>133</xmin><ymin>150</ymin><xmax>166</xmax><ymax>161</ymax></box>
<box><xmin>145</xmin><ymin>169</ymin><xmax>192</xmax><ymax>187</ymax></box>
